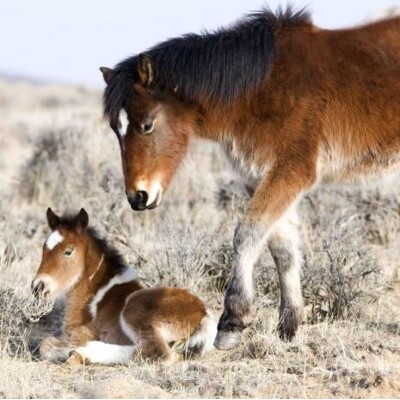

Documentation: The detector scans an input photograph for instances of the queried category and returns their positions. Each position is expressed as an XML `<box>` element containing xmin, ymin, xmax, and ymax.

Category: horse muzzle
<box><xmin>127</xmin><ymin>188</ymin><xmax>163</xmax><ymax>211</ymax></box>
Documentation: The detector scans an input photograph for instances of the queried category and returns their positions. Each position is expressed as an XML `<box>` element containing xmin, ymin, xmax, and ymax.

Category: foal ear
<box><xmin>137</xmin><ymin>53</ymin><xmax>157</xmax><ymax>87</ymax></box>
<box><xmin>99</xmin><ymin>67</ymin><xmax>115</xmax><ymax>85</ymax></box>
<box><xmin>76</xmin><ymin>208</ymin><xmax>89</xmax><ymax>229</ymax></box>
<box><xmin>46</xmin><ymin>208</ymin><xmax>60</xmax><ymax>230</ymax></box>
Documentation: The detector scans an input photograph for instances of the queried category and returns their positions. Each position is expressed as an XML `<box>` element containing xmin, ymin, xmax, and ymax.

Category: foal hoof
<box><xmin>66</xmin><ymin>350</ymin><xmax>85</xmax><ymax>366</ymax></box>
<box><xmin>214</xmin><ymin>330</ymin><xmax>242</xmax><ymax>350</ymax></box>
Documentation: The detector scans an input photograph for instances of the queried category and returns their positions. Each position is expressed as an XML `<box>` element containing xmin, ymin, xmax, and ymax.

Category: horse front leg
<box><xmin>214</xmin><ymin>219</ymin><xmax>269</xmax><ymax>349</ymax></box>
<box><xmin>214</xmin><ymin>162</ymin><xmax>315</xmax><ymax>349</ymax></box>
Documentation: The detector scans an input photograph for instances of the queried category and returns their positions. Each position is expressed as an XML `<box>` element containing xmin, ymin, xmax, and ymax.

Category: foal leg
<box><xmin>215</xmin><ymin>161</ymin><xmax>315</xmax><ymax>349</ymax></box>
<box><xmin>139</xmin><ymin>330</ymin><xmax>174</xmax><ymax>362</ymax></box>
<box><xmin>40</xmin><ymin>335</ymin><xmax>72</xmax><ymax>362</ymax></box>
<box><xmin>68</xmin><ymin>341</ymin><xmax>136</xmax><ymax>365</ymax></box>
<box><xmin>268</xmin><ymin>207</ymin><xmax>304</xmax><ymax>340</ymax></box>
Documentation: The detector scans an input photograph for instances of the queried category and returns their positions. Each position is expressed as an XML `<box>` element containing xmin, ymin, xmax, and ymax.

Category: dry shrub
<box><xmin>303</xmin><ymin>235</ymin><xmax>382</xmax><ymax>322</ymax></box>
<box><xmin>0</xmin><ymin>287</ymin><xmax>32</xmax><ymax>359</ymax></box>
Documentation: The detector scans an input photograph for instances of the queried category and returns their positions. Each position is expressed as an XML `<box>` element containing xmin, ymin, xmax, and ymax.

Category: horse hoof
<box><xmin>278</xmin><ymin>325</ymin><xmax>296</xmax><ymax>342</ymax></box>
<box><xmin>214</xmin><ymin>330</ymin><xmax>242</xmax><ymax>350</ymax></box>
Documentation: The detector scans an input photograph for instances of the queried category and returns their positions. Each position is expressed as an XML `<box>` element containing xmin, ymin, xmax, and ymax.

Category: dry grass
<box><xmin>0</xmin><ymin>79</ymin><xmax>399</xmax><ymax>398</ymax></box>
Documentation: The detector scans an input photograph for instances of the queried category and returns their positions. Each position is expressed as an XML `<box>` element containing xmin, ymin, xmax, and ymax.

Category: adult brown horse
<box><xmin>100</xmin><ymin>7</ymin><xmax>400</xmax><ymax>350</ymax></box>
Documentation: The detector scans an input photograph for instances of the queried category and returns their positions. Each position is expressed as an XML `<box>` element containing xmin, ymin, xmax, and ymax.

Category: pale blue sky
<box><xmin>0</xmin><ymin>0</ymin><xmax>399</xmax><ymax>88</ymax></box>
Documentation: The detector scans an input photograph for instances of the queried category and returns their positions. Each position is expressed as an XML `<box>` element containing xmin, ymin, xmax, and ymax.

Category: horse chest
<box><xmin>223</xmin><ymin>139</ymin><xmax>267</xmax><ymax>185</ymax></box>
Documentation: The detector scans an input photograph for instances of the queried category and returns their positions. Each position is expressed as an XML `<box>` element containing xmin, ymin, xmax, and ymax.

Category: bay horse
<box><xmin>32</xmin><ymin>208</ymin><xmax>216</xmax><ymax>364</ymax></box>
<box><xmin>99</xmin><ymin>7</ymin><xmax>400</xmax><ymax>350</ymax></box>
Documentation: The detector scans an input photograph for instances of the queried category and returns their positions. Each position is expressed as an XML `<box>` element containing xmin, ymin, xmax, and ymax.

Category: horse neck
<box><xmin>193</xmin><ymin>101</ymin><xmax>242</xmax><ymax>142</ymax></box>
<box><xmin>63</xmin><ymin>235</ymin><xmax>121</xmax><ymax>331</ymax></box>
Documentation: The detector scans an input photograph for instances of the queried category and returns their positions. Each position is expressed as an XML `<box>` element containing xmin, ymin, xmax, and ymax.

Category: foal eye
<box><xmin>140</xmin><ymin>120</ymin><xmax>155</xmax><ymax>135</ymax></box>
<box><xmin>64</xmin><ymin>248</ymin><xmax>74</xmax><ymax>257</ymax></box>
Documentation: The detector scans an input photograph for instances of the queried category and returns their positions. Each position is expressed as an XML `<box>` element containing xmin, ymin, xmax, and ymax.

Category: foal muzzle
<box><xmin>31</xmin><ymin>279</ymin><xmax>49</xmax><ymax>299</ymax></box>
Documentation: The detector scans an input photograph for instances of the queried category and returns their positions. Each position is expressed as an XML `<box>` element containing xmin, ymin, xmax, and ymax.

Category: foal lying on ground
<box><xmin>32</xmin><ymin>208</ymin><xmax>216</xmax><ymax>364</ymax></box>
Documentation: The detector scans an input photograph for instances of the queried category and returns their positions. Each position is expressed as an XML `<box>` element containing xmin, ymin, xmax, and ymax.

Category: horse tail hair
<box><xmin>187</xmin><ymin>311</ymin><xmax>218</xmax><ymax>355</ymax></box>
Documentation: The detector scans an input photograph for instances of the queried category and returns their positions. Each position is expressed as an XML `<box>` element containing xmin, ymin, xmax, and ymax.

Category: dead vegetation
<box><xmin>0</xmin><ymin>79</ymin><xmax>399</xmax><ymax>398</ymax></box>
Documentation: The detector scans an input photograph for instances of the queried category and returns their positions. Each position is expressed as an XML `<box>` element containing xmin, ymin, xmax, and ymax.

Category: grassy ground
<box><xmin>0</xmin><ymin>79</ymin><xmax>399</xmax><ymax>398</ymax></box>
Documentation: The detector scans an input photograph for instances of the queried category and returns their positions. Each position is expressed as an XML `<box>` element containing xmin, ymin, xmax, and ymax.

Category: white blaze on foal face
<box><xmin>45</xmin><ymin>230</ymin><xmax>64</xmax><ymax>250</ymax></box>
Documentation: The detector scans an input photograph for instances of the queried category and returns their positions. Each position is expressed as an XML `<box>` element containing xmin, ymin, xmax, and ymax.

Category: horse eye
<box><xmin>64</xmin><ymin>248</ymin><xmax>74</xmax><ymax>257</ymax></box>
<box><xmin>140</xmin><ymin>120</ymin><xmax>155</xmax><ymax>134</ymax></box>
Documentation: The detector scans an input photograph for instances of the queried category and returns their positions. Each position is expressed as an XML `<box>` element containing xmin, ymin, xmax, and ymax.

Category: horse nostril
<box><xmin>127</xmin><ymin>191</ymin><xmax>148</xmax><ymax>211</ymax></box>
<box><xmin>31</xmin><ymin>280</ymin><xmax>45</xmax><ymax>298</ymax></box>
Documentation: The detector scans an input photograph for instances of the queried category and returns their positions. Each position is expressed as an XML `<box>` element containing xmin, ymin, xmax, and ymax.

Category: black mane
<box><xmin>86</xmin><ymin>227</ymin><xmax>128</xmax><ymax>277</ymax></box>
<box><xmin>103</xmin><ymin>6</ymin><xmax>311</xmax><ymax>119</ymax></box>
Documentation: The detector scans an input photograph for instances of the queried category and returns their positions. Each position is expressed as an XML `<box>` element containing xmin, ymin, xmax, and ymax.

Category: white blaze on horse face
<box><xmin>46</xmin><ymin>230</ymin><xmax>64</xmax><ymax>250</ymax></box>
<box><xmin>119</xmin><ymin>109</ymin><xmax>129</xmax><ymax>137</ymax></box>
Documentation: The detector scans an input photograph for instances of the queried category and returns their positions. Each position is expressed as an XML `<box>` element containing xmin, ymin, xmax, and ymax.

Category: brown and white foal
<box><xmin>32</xmin><ymin>208</ymin><xmax>216</xmax><ymax>364</ymax></box>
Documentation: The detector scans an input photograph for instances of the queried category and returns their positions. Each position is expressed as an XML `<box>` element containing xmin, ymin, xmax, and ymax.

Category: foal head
<box><xmin>101</xmin><ymin>55</ymin><xmax>195</xmax><ymax>211</ymax></box>
<box><xmin>32</xmin><ymin>208</ymin><xmax>90</xmax><ymax>299</ymax></box>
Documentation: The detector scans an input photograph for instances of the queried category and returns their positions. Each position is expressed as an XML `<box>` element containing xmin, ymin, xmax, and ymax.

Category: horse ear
<box><xmin>46</xmin><ymin>208</ymin><xmax>60</xmax><ymax>230</ymax></box>
<box><xmin>100</xmin><ymin>67</ymin><xmax>115</xmax><ymax>85</ymax></box>
<box><xmin>137</xmin><ymin>54</ymin><xmax>157</xmax><ymax>87</ymax></box>
<box><xmin>76</xmin><ymin>208</ymin><xmax>89</xmax><ymax>229</ymax></box>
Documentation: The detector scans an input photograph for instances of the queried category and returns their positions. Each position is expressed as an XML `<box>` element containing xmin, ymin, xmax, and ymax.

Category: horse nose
<box><xmin>31</xmin><ymin>279</ymin><xmax>45</xmax><ymax>298</ymax></box>
<box><xmin>127</xmin><ymin>190</ymin><xmax>148</xmax><ymax>211</ymax></box>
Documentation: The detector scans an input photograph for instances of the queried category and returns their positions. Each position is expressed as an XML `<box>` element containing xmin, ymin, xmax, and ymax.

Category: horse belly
<box><xmin>317</xmin><ymin>144</ymin><xmax>400</xmax><ymax>184</ymax></box>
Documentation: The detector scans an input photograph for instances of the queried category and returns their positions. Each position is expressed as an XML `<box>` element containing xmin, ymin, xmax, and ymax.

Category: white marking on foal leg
<box><xmin>268</xmin><ymin>207</ymin><xmax>304</xmax><ymax>340</ymax></box>
<box><xmin>119</xmin><ymin>109</ymin><xmax>129</xmax><ymax>137</ymax></box>
<box><xmin>45</xmin><ymin>230</ymin><xmax>64</xmax><ymax>250</ymax></box>
<box><xmin>215</xmin><ymin>221</ymin><xmax>269</xmax><ymax>350</ymax></box>
<box><xmin>74</xmin><ymin>341</ymin><xmax>135</xmax><ymax>365</ymax></box>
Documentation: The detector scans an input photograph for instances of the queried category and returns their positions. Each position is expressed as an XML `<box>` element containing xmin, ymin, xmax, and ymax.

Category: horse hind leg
<box><xmin>268</xmin><ymin>208</ymin><xmax>304</xmax><ymax>341</ymax></box>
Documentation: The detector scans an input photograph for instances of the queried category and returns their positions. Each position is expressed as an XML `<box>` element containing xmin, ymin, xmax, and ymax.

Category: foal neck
<box><xmin>63</xmin><ymin>231</ymin><xmax>136</xmax><ymax>331</ymax></box>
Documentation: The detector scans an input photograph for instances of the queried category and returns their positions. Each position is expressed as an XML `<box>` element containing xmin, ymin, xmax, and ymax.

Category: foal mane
<box><xmin>86</xmin><ymin>227</ymin><xmax>127</xmax><ymax>277</ymax></box>
<box><xmin>103</xmin><ymin>6</ymin><xmax>311</xmax><ymax>119</ymax></box>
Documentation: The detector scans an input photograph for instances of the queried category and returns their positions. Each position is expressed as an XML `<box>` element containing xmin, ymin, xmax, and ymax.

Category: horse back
<box><xmin>269</xmin><ymin>17</ymin><xmax>400</xmax><ymax>183</ymax></box>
